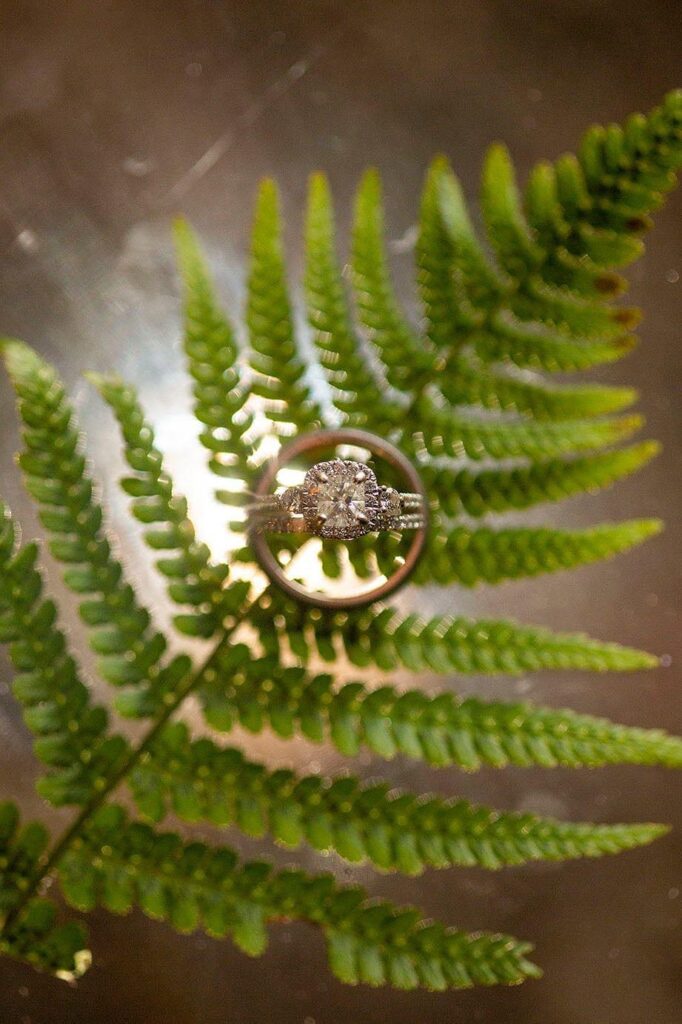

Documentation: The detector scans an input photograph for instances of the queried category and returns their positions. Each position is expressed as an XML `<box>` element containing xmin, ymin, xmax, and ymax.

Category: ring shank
<box><xmin>248</xmin><ymin>428</ymin><xmax>428</xmax><ymax>609</ymax></box>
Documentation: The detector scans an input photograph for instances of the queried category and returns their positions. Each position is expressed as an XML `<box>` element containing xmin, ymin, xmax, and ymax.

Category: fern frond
<box><xmin>352</xmin><ymin>169</ymin><xmax>433</xmax><ymax>391</ymax></box>
<box><xmin>509</xmin><ymin>276</ymin><xmax>639</xmax><ymax>340</ymax></box>
<box><xmin>528</xmin><ymin>91</ymin><xmax>682</xmax><ymax>292</ymax></box>
<box><xmin>0</xmin><ymin>899</ymin><xmax>90</xmax><ymax>981</ymax></box>
<box><xmin>473</xmin><ymin>314</ymin><xmax>634</xmax><ymax>372</ymax></box>
<box><xmin>0</xmin><ymin>802</ymin><xmax>90</xmax><ymax>979</ymax></box>
<box><xmin>525</xmin><ymin>160</ymin><xmax>631</xmax><ymax>297</ymax></box>
<box><xmin>415</xmin><ymin>518</ymin><xmax>661</xmax><ymax>586</ymax></box>
<box><xmin>89</xmin><ymin>374</ymin><xmax>250</xmax><ymax>638</ymax></box>
<box><xmin>413</xmin><ymin>398</ymin><xmax>642</xmax><ymax>460</ymax></box>
<box><xmin>130</xmin><ymin>722</ymin><xmax>666</xmax><ymax>875</ymax></box>
<box><xmin>428</xmin><ymin>151</ymin><xmax>631</xmax><ymax>338</ymax></box>
<box><xmin>247</xmin><ymin>180</ymin><xmax>320</xmax><ymax>430</ymax></box>
<box><xmin>58</xmin><ymin>804</ymin><xmax>539</xmax><ymax>990</ymax></box>
<box><xmin>200</xmin><ymin>663</ymin><xmax>682</xmax><ymax>771</ymax></box>
<box><xmin>173</xmin><ymin>218</ymin><xmax>256</xmax><ymax>506</ymax></box>
<box><xmin>305</xmin><ymin>173</ymin><xmax>396</xmax><ymax>428</ymax></box>
<box><xmin>1</xmin><ymin>93</ymin><xmax>681</xmax><ymax>996</ymax></box>
<box><xmin>438</xmin><ymin>354</ymin><xmax>637</xmax><ymax>421</ymax></box>
<box><xmin>419</xmin><ymin>94</ymin><xmax>682</xmax><ymax>399</ymax></box>
<box><xmin>249</xmin><ymin>599</ymin><xmax>657</xmax><ymax>674</ymax></box>
<box><xmin>0</xmin><ymin>505</ymin><xmax>127</xmax><ymax>805</ymax></box>
<box><xmin>417</xmin><ymin>157</ymin><xmax>477</xmax><ymax>347</ymax></box>
<box><xmin>0</xmin><ymin>339</ymin><xmax>191</xmax><ymax>714</ymax></box>
<box><xmin>481</xmin><ymin>143</ymin><xmax>544</xmax><ymax>281</ymax></box>
<box><xmin>426</xmin><ymin>154</ymin><xmax>503</xmax><ymax>308</ymax></box>
<box><xmin>424</xmin><ymin>442</ymin><xmax>659</xmax><ymax>518</ymax></box>
<box><xmin>0</xmin><ymin>803</ymin><xmax>48</xmax><ymax>924</ymax></box>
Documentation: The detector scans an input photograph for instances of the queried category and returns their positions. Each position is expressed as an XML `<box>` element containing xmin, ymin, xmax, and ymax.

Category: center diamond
<box><xmin>301</xmin><ymin>459</ymin><xmax>380</xmax><ymax>539</ymax></box>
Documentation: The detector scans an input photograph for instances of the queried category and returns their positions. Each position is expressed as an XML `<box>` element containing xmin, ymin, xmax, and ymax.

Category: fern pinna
<box><xmin>1</xmin><ymin>91</ymin><xmax>681</xmax><ymax>993</ymax></box>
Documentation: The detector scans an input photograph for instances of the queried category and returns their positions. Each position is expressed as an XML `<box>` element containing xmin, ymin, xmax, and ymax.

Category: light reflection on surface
<box><xmin>153</xmin><ymin>409</ymin><xmax>252</xmax><ymax>555</ymax></box>
<box><xmin>284</xmin><ymin>536</ymin><xmax>389</xmax><ymax>599</ymax></box>
<box><xmin>276</xmin><ymin>467</ymin><xmax>306</xmax><ymax>487</ymax></box>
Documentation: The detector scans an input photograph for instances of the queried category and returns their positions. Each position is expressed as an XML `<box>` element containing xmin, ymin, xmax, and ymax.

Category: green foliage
<box><xmin>438</xmin><ymin>352</ymin><xmax>637</xmax><ymax>420</ymax></box>
<box><xmin>1</xmin><ymin>340</ymin><xmax>192</xmax><ymax>717</ymax></box>
<box><xmin>0</xmin><ymin>92</ymin><xmax>681</xmax><ymax>995</ymax></box>
<box><xmin>413</xmin><ymin>518</ymin><xmax>662</xmax><ymax>586</ymax></box>
<box><xmin>0</xmin><ymin>507</ymin><xmax>128</xmax><ymax>802</ymax></box>
<box><xmin>247</xmin><ymin>180</ymin><xmax>321</xmax><ymax>430</ymax></box>
<box><xmin>173</xmin><ymin>218</ymin><xmax>256</xmax><ymax>509</ymax></box>
<box><xmin>89</xmin><ymin>373</ymin><xmax>250</xmax><ymax>637</ymax></box>
<box><xmin>424</xmin><ymin>442</ymin><xmax>660</xmax><ymax>517</ymax></box>
<box><xmin>352</xmin><ymin>170</ymin><xmax>433</xmax><ymax>391</ymax></box>
<box><xmin>412</xmin><ymin>398</ymin><xmax>643</xmax><ymax>460</ymax></box>
<box><xmin>59</xmin><ymin>804</ymin><xmax>539</xmax><ymax>990</ymax></box>
<box><xmin>0</xmin><ymin>802</ymin><xmax>90</xmax><ymax>979</ymax></box>
<box><xmin>197</xmin><ymin>648</ymin><xmax>682</xmax><ymax>769</ymax></box>
<box><xmin>130</xmin><ymin>722</ymin><xmax>666</xmax><ymax>874</ymax></box>
<box><xmin>0</xmin><ymin>505</ymin><xmax>128</xmax><ymax>805</ymax></box>
<box><xmin>305</xmin><ymin>173</ymin><xmax>396</xmax><ymax>429</ymax></box>
<box><xmin>248</xmin><ymin>599</ymin><xmax>658</xmax><ymax>674</ymax></box>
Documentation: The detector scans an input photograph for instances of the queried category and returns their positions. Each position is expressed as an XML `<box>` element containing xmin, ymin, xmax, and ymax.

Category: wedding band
<box><xmin>247</xmin><ymin>429</ymin><xmax>428</xmax><ymax>609</ymax></box>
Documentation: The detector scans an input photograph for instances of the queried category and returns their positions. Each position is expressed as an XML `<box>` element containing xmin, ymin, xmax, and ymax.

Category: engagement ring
<box><xmin>247</xmin><ymin>457</ymin><xmax>426</xmax><ymax>539</ymax></box>
<box><xmin>247</xmin><ymin>429</ymin><xmax>428</xmax><ymax>609</ymax></box>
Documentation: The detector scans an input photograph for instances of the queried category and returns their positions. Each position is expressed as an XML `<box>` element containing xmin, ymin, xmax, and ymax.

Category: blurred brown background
<box><xmin>0</xmin><ymin>2</ymin><xmax>680</xmax><ymax>1022</ymax></box>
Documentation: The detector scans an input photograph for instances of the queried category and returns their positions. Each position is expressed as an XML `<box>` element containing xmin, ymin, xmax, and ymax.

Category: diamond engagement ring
<box><xmin>248</xmin><ymin>458</ymin><xmax>426</xmax><ymax>539</ymax></box>
<box><xmin>247</xmin><ymin>428</ymin><xmax>429</xmax><ymax>609</ymax></box>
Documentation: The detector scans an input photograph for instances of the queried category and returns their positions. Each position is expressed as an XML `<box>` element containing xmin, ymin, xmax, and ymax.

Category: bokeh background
<box><xmin>0</xmin><ymin>2</ymin><xmax>680</xmax><ymax>1022</ymax></box>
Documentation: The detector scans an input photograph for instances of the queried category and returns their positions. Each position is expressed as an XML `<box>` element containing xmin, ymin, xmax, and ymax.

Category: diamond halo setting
<box><xmin>300</xmin><ymin>459</ymin><xmax>382</xmax><ymax>539</ymax></box>
<box><xmin>255</xmin><ymin>455</ymin><xmax>420</xmax><ymax>541</ymax></box>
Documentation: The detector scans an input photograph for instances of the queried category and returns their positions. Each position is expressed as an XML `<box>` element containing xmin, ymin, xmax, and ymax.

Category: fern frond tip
<box><xmin>308</xmin><ymin>169</ymin><xmax>331</xmax><ymax>194</ymax></box>
<box><xmin>1</xmin><ymin>337</ymin><xmax>42</xmax><ymax>378</ymax></box>
<box><xmin>254</xmin><ymin>175</ymin><xmax>280</xmax><ymax>212</ymax></box>
<box><xmin>172</xmin><ymin>216</ymin><xmax>208</xmax><ymax>279</ymax></box>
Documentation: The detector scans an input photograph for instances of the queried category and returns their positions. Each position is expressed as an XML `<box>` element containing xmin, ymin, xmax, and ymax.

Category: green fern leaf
<box><xmin>0</xmin><ymin>899</ymin><xmax>90</xmax><ymax>981</ymax></box>
<box><xmin>0</xmin><ymin>505</ymin><xmax>128</xmax><ymax>804</ymax></box>
<box><xmin>473</xmin><ymin>314</ymin><xmax>635</xmax><ymax>372</ymax></box>
<box><xmin>428</xmin><ymin>153</ymin><xmax>503</xmax><ymax>306</ymax></box>
<box><xmin>249</xmin><ymin>599</ymin><xmax>657</xmax><ymax>674</ymax></box>
<box><xmin>305</xmin><ymin>173</ymin><xmax>395</xmax><ymax>428</ymax></box>
<box><xmin>173</xmin><ymin>218</ymin><xmax>256</xmax><ymax>506</ymax></box>
<box><xmin>89</xmin><ymin>373</ymin><xmax>250</xmax><ymax>637</ymax></box>
<box><xmin>0</xmin><ymin>339</ymin><xmax>191</xmax><ymax>714</ymax></box>
<box><xmin>540</xmin><ymin>92</ymin><xmax>682</xmax><ymax>270</ymax></box>
<box><xmin>417</xmin><ymin>157</ymin><xmax>478</xmax><ymax>346</ymax></box>
<box><xmin>352</xmin><ymin>169</ymin><xmax>433</xmax><ymax>391</ymax></box>
<box><xmin>438</xmin><ymin>354</ymin><xmax>637</xmax><ymax>421</ymax></box>
<box><xmin>130</xmin><ymin>722</ymin><xmax>666</xmax><ymax>875</ymax></box>
<box><xmin>416</xmin><ymin>518</ymin><xmax>661</xmax><ymax>586</ymax></box>
<box><xmin>424</xmin><ymin>442</ymin><xmax>659</xmax><ymax>518</ymax></box>
<box><xmin>509</xmin><ymin>275</ymin><xmax>639</xmax><ymax>340</ymax></box>
<box><xmin>0</xmin><ymin>802</ymin><xmax>90</xmax><ymax>979</ymax></box>
<box><xmin>58</xmin><ymin>804</ymin><xmax>539</xmax><ymax>991</ymax></box>
<box><xmin>247</xmin><ymin>180</ymin><xmax>320</xmax><ymax>429</ymax></box>
<box><xmin>481</xmin><ymin>143</ymin><xmax>544</xmax><ymax>279</ymax></box>
<box><xmin>414</xmin><ymin>397</ymin><xmax>642</xmax><ymax>460</ymax></box>
<box><xmin>199</xmin><ymin>662</ymin><xmax>682</xmax><ymax>772</ymax></box>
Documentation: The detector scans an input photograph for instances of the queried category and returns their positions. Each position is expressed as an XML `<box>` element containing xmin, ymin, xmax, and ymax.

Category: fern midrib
<box><xmin>0</xmin><ymin>590</ymin><xmax>268</xmax><ymax>936</ymax></box>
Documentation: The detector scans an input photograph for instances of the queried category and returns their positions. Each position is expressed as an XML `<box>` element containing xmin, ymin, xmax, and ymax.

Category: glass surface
<box><xmin>0</xmin><ymin>2</ymin><xmax>680</xmax><ymax>1022</ymax></box>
